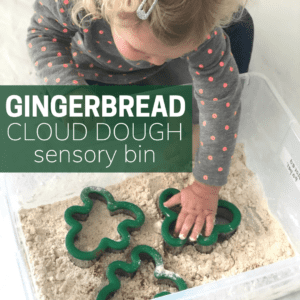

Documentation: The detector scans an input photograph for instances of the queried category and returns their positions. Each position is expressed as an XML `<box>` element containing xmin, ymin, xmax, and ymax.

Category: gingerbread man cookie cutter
<box><xmin>97</xmin><ymin>244</ymin><xmax>187</xmax><ymax>299</ymax></box>
<box><xmin>64</xmin><ymin>186</ymin><xmax>145</xmax><ymax>268</ymax></box>
<box><xmin>158</xmin><ymin>188</ymin><xmax>241</xmax><ymax>254</ymax></box>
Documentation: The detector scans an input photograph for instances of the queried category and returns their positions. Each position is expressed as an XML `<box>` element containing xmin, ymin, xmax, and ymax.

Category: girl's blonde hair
<box><xmin>71</xmin><ymin>0</ymin><xmax>247</xmax><ymax>46</ymax></box>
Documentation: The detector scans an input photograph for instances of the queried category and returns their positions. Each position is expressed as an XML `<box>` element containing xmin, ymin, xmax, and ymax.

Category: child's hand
<box><xmin>163</xmin><ymin>180</ymin><xmax>221</xmax><ymax>241</ymax></box>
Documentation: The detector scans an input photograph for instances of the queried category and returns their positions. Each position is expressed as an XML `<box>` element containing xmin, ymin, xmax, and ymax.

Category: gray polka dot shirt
<box><xmin>27</xmin><ymin>0</ymin><xmax>243</xmax><ymax>187</ymax></box>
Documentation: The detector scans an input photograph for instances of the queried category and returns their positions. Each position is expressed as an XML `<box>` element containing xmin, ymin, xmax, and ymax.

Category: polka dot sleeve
<box><xmin>187</xmin><ymin>27</ymin><xmax>243</xmax><ymax>187</ymax></box>
<box><xmin>27</xmin><ymin>0</ymin><xmax>86</xmax><ymax>85</ymax></box>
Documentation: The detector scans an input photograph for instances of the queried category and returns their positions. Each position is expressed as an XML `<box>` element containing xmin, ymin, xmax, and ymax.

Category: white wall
<box><xmin>248</xmin><ymin>0</ymin><xmax>300</xmax><ymax>123</ymax></box>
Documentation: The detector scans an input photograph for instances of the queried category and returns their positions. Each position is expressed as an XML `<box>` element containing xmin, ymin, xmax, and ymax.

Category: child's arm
<box><xmin>165</xmin><ymin>27</ymin><xmax>243</xmax><ymax>240</ymax></box>
<box><xmin>27</xmin><ymin>0</ymin><xmax>86</xmax><ymax>85</ymax></box>
<box><xmin>189</xmin><ymin>26</ymin><xmax>242</xmax><ymax>187</ymax></box>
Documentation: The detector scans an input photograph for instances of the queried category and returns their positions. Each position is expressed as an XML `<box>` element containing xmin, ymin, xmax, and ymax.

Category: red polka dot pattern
<box><xmin>186</xmin><ymin>27</ymin><xmax>241</xmax><ymax>186</ymax></box>
<box><xmin>27</xmin><ymin>7</ymin><xmax>241</xmax><ymax>185</ymax></box>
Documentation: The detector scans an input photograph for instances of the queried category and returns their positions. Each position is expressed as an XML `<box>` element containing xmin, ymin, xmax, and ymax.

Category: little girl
<box><xmin>27</xmin><ymin>0</ymin><xmax>253</xmax><ymax>243</ymax></box>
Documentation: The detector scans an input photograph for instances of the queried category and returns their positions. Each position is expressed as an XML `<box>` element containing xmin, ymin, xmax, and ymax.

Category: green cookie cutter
<box><xmin>65</xmin><ymin>186</ymin><xmax>145</xmax><ymax>268</ymax></box>
<box><xmin>98</xmin><ymin>244</ymin><xmax>187</xmax><ymax>299</ymax></box>
<box><xmin>158</xmin><ymin>188</ymin><xmax>241</xmax><ymax>254</ymax></box>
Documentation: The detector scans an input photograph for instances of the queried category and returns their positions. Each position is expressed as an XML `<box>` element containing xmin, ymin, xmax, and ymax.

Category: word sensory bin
<box><xmin>2</xmin><ymin>86</ymin><xmax>192</xmax><ymax>172</ymax></box>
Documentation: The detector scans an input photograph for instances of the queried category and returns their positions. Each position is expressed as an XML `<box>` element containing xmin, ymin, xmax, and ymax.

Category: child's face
<box><xmin>111</xmin><ymin>21</ymin><xmax>196</xmax><ymax>66</ymax></box>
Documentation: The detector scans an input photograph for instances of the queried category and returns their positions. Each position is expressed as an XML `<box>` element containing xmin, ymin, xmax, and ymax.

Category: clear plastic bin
<box><xmin>1</xmin><ymin>72</ymin><xmax>300</xmax><ymax>300</ymax></box>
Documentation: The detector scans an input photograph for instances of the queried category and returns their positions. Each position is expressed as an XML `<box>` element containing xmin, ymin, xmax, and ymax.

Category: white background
<box><xmin>248</xmin><ymin>0</ymin><xmax>300</xmax><ymax>123</ymax></box>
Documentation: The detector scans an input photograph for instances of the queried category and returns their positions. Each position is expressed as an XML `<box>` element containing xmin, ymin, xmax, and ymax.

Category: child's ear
<box><xmin>116</xmin><ymin>11</ymin><xmax>142</xmax><ymax>27</ymax></box>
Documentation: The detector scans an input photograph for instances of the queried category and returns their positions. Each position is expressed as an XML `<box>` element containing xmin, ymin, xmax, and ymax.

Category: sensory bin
<box><xmin>18</xmin><ymin>143</ymin><xmax>295</xmax><ymax>300</ymax></box>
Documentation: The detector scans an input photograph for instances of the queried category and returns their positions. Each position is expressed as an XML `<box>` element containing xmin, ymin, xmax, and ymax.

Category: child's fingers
<box><xmin>189</xmin><ymin>215</ymin><xmax>205</xmax><ymax>241</ymax></box>
<box><xmin>204</xmin><ymin>213</ymin><xmax>215</xmax><ymax>237</ymax></box>
<box><xmin>174</xmin><ymin>210</ymin><xmax>188</xmax><ymax>235</ymax></box>
<box><xmin>163</xmin><ymin>192</ymin><xmax>181</xmax><ymax>208</ymax></box>
<box><xmin>178</xmin><ymin>214</ymin><xmax>196</xmax><ymax>240</ymax></box>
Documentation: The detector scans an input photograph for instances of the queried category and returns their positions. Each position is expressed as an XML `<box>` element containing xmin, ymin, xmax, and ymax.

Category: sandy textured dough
<box><xmin>19</xmin><ymin>143</ymin><xmax>295</xmax><ymax>300</ymax></box>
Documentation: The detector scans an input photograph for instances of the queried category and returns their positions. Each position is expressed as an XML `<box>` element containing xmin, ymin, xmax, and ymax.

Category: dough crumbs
<box><xmin>19</xmin><ymin>144</ymin><xmax>295</xmax><ymax>300</ymax></box>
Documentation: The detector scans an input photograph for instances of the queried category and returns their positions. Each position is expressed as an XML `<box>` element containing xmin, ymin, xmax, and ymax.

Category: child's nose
<box><xmin>147</xmin><ymin>56</ymin><xmax>166</xmax><ymax>66</ymax></box>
